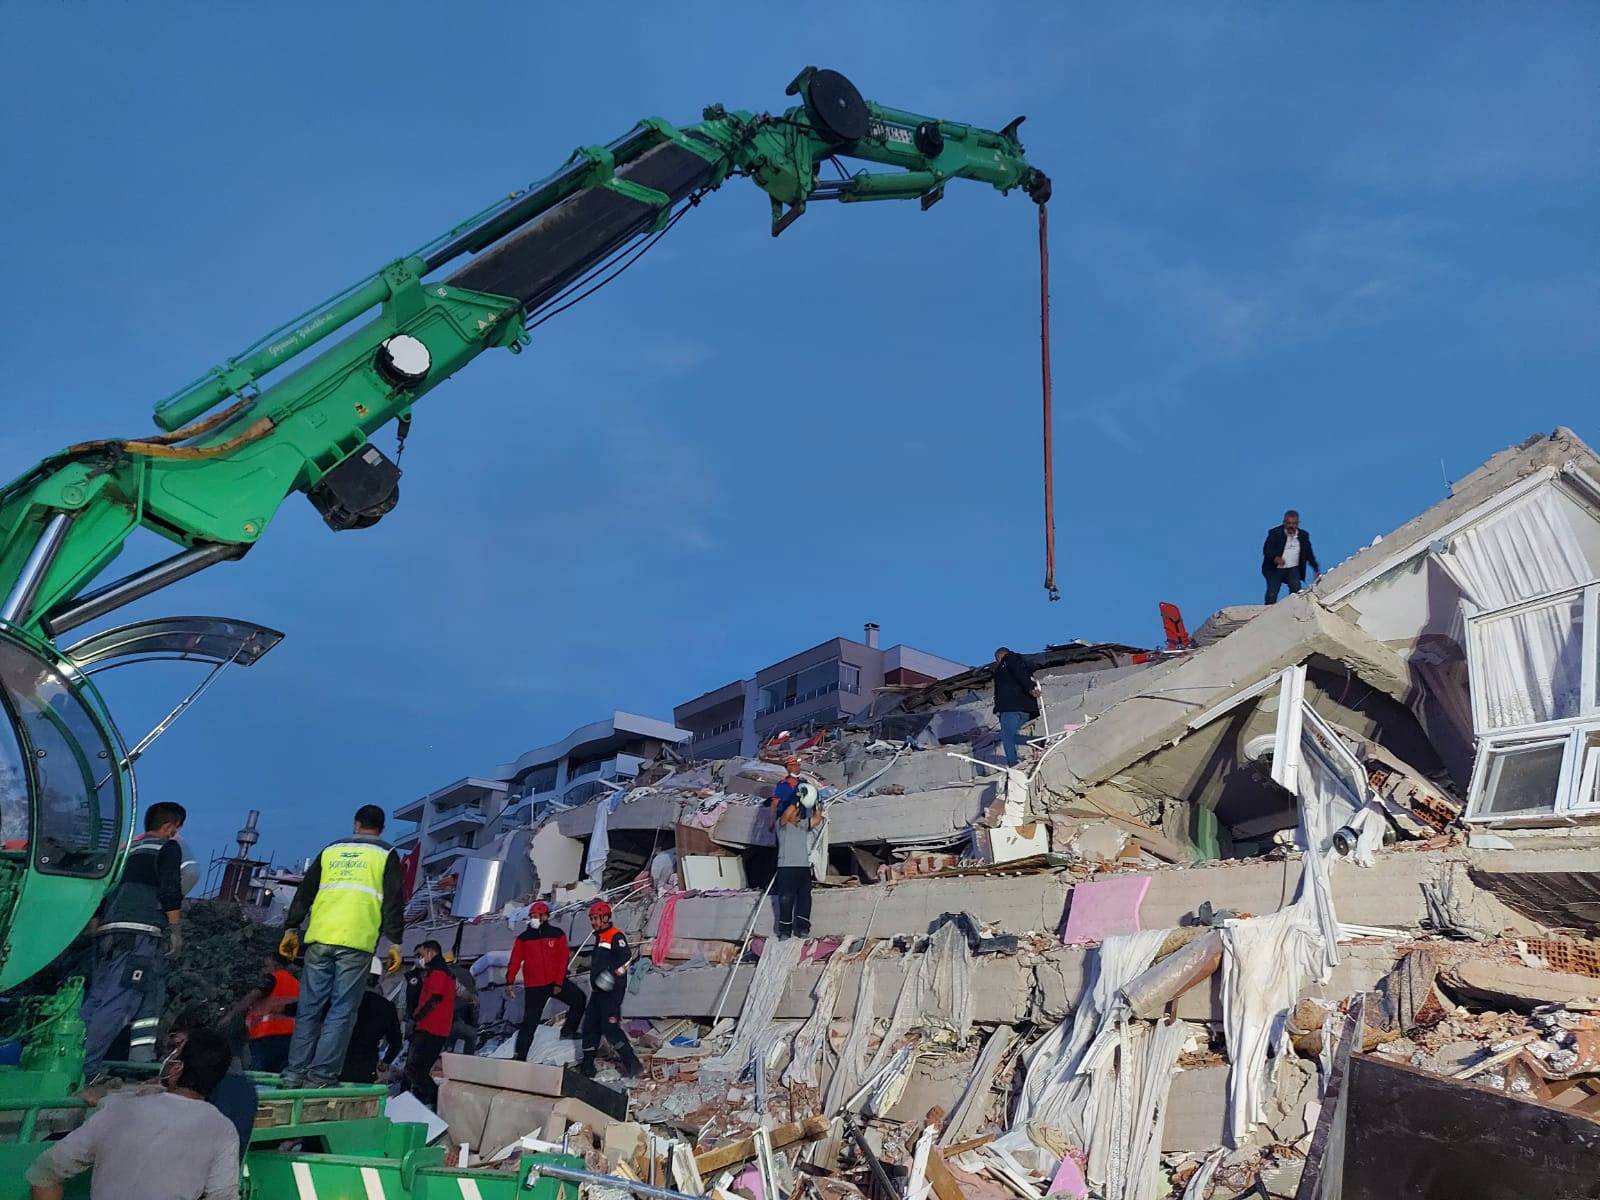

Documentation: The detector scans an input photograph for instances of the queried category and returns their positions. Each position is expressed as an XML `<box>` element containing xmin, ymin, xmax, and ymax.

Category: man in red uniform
<box><xmin>507</xmin><ymin>901</ymin><xmax>586</xmax><ymax>1060</ymax></box>
<box><xmin>222</xmin><ymin>952</ymin><xmax>299</xmax><ymax>1074</ymax></box>
<box><xmin>579</xmin><ymin>899</ymin><xmax>642</xmax><ymax>1080</ymax></box>
<box><xmin>405</xmin><ymin>940</ymin><xmax>454</xmax><ymax>1106</ymax></box>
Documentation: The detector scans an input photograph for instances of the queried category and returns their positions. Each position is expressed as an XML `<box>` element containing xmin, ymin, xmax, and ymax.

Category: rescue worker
<box><xmin>578</xmin><ymin>899</ymin><xmax>641</xmax><ymax>1080</ymax></box>
<box><xmin>771</xmin><ymin>767</ymin><xmax>825</xmax><ymax>940</ymax></box>
<box><xmin>507</xmin><ymin>900</ymin><xmax>586</xmax><ymax>1059</ymax></box>
<box><xmin>405</xmin><ymin>940</ymin><xmax>455</xmax><ymax>1106</ymax></box>
<box><xmin>80</xmin><ymin>801</ymin><xmax>188</xmax><ymax>1079</ymax></box>
<box><xmin>221</xmin><ymin>952</ymin><xmax>299</xmax><ymax>1073</ymax></box>
<box><xmin>340</xmin><ymin>959</ymin><xmax>403</xmax><ymax>1084</ymax></box>
<box><xmin>277</xmin><ymin>805</ymin><xmax>404</xmax><ymax>1089</ymax></box>
<box><xmin>448</xmin><ymin>954</ymin><xmax>480</xmax><ymax>1055</ymax></box>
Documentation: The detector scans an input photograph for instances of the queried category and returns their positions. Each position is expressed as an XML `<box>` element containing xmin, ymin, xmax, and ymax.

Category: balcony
<box><xmin>423</xmin><ymin>834</ymin><xmax>476</xmax><ymax>865</ymax></box>
<box><xmin>392</xmin><ymin>828</ymin><xmax>422</xmax><ymax>849</ymax></box>
<box><xmin>393</xmin><ymin>798</ymin><xmax>425</xmax><ymax>822</ymax></box>
<box><xmin>428</xmin><ymin>804</ymin><xmax>487</xmax><ymax>834</ymax></box>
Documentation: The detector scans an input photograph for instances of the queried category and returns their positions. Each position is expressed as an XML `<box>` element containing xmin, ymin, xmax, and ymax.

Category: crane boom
<box><xmin>0</xmin><ymin>67</ymin><xmax>1048</xmax><ymax>646</ymax></box>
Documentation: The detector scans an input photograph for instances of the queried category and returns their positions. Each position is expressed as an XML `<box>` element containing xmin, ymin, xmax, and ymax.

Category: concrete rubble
<box><xmin>402</xmin><ymin>429</ymin><xmax>1600</xmax><ymax>1198</ymax></box>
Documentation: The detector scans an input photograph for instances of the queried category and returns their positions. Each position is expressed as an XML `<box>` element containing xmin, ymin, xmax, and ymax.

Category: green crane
<box><xmin>0</xmin><ymin>66</ymin><xmax>1047</xmax><ymax>1195</ymax></box>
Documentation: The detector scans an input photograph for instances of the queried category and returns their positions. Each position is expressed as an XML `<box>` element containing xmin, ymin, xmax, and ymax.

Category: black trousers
<box><xmin>1263</xmin><ymin>566</ymin><xmax>1304</xmax><ymax>605</ymax></box>
<box><xmin>406</xmin><ymin>1030</ymin><xmax>446</xmax><ymax>1106</ymax></box>
<box><xmin>515</xmin><ymin>979</ymin><xmax>587</xmax><ymax>1060</ymax></box>
<box><xmin>775</xmin><ymin>866</ymin><xmax>813</xmax><ymax>938</ymax></box>
<box><xmin>580</xmin><ymin>987</ymin><xmax>639</xmax><ymax>1070</ymax></box>
<box><xmin>249</xmin><ymin>1034</ymin><xmax>292</xmax><ymax>1073</ymax></box>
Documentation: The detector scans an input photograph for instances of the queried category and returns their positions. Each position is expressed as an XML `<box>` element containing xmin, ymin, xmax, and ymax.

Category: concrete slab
<box><xmin>1164</xmin><ymin>1057</ymin><xmax>1316</xmax><ymax>1152</ymax></box>
<box><xmin>624</xmin><ymin>952</ymin><xmax>1033</xmax><ymax>1025</ymax></box>
<box><xmin>711</xmin><ymin>785</ymin><xmax>991</xmax><ymax>850</ymax></box>
<box><xmin>556</xmin><ymin>792</ymin><xmax>679</xmax><ymax>838</ymax></box>
<box><xmin>1032</xmin><ymin>595</ymin><xmax>1414</xmax><ymax>800</ymax></box>
<box><xmin>647</xmin><ymin>873</ymin><xmax>1073</xmax><ymax>941</ymax></box>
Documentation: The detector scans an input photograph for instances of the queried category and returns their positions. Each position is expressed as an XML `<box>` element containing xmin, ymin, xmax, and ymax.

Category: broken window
<box><xmin>1467</xmin><ymin>720</ymin><xmax>1600</xmax><ymax>821</ymax></box>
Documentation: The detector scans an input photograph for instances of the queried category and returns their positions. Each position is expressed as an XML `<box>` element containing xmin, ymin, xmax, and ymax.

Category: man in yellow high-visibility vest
<box><xmin>276</xmin><ymin>805</ymin><xmax>404</xmax><ymax>1088</ymax></box>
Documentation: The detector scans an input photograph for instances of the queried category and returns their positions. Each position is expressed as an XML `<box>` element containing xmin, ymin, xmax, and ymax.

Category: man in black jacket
<box><xmin>340</xmin><ymin>961</ymin><xmax>403</xmax><ymax>1083</ymax></box>
<box><xmin>992</xmin><ymin>648</ymin><xmax>1042</xmax><ymax>766</ymax></box>
<box><xmin>81</xmin><ymin>801</ymin><xmax>187</xmax><ymax>1078</ymax></box>
<box><xmin>1261</xmin><ymin>510</ymin><xmax>1320</xmax><ymax>604</ymax></box>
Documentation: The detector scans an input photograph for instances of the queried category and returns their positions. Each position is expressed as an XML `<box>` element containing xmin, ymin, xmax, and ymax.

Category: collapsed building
<box><xmin>403</xmin><ymin>428</ymin><xmax>1600</xmax><ymax>1199</ymax></box>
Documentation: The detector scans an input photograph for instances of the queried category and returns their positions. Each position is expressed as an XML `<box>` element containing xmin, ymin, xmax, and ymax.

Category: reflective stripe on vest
<box><xmin>248</xmin><ymin>968</ymin><xmax>299</xmax><ymax>1039</ymax></box>
<box><xmin>304</xmin><ymin>840</ymin><xmax>390</xmax><ymax>952</ymax></box>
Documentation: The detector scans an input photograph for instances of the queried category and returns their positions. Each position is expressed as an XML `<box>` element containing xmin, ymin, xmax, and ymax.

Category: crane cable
<box><xmin>1039</xmin><ymin>203</ymin><xmax>1060</xmax><ymax>602</ymax></box>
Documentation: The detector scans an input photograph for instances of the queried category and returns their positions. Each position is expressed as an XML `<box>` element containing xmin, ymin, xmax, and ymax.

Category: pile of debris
<box><xmin>402</xmin><ymin>428</ymin><xmax>1600</xmax><ymax>1197</ymax></box>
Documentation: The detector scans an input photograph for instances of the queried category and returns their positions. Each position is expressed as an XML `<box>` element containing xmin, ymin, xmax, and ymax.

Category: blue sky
<box><xmin>2</xmin><ymin>4</ymin><xmax>1594</xmax><ymax>873</ymax></box>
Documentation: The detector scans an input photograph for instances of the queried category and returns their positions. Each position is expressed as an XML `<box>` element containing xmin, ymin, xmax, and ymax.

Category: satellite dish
<box><xmin>180</xmin><ymin>860</ymin><xmax>201</xmax><ymax>896</ymax></box>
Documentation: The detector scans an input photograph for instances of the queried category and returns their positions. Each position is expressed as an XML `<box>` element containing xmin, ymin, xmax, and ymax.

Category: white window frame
<box><xmin>1463</xmin><ymin>579</ymin><xmax>1600</xmax><ymax>737</ymax></box>
<box><xmin>1466</xmin><ymin>719</ymin><xmax>1600</xmax><ymax>823</ymax></box>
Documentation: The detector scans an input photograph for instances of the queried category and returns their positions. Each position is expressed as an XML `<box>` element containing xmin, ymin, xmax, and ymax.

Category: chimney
<box><xmin>864</xmin><ymin>622</ymin><xmax>880</xmax><ymax>649</ymax></box>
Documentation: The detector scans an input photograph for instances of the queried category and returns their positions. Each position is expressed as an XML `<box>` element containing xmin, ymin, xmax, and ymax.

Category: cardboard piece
<box><xmin>682</xmin><ymin>854</ymin><xmax>748</xmax><ymax>890</ymax></box>
<box><xmin>388</xmin><ymin>1088</ymin><xmax>450</xmax><ymax>1143</ymax></box>
<box><xmin>1046</xmin><ymin>1155</ymin><xmax>1088</xmax><ymax>1198</ymax></box>
<box><xmin>1061</xmin><ymin>875</ymin><xmax>1149</xmax><ymax>944</ymax></box>
<box><xmin>439</xmin><ymin>1053</ymin><xmax>626</xmax><ymax>1120</ymax></box>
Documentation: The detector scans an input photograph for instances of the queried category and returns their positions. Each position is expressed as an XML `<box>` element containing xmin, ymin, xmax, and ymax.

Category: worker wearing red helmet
<box><xmin>578</xmin><ymin>898</ymin><xmax>642</xmax><ymax>1079</ymax></box>
<box><xmin>506</xmin><ymin>900</ymin><xmax>586</xmax><ymax>1060</ymax></box>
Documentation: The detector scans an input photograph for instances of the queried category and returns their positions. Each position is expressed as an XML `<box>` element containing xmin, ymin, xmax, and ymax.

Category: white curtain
<box><xmin>1434</xmin><ymin>485</ymin><xmax>1592</xmax><ymax>733</ymax></box>
<box><xmin>1473</xmin><ymin>592</ymin><xmax>1586</xmax><ymax>729</ymax></box>
<box><xmin>1438</xmin><ymin>484</ymin><xmax>1591</xmax><ymax>609</ymax></box>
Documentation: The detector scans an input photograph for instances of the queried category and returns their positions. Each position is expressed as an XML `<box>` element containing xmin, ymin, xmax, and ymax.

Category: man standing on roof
<box><xmin>276</xmin><ymin>804</ymin><xmax>404</xmax><ymax>1089</ymax></box>
<box><xmin>992</xmin><ymin>648</ymin><xmax>1042</xmax><ymax>767</ymax></box>
<box><xmin>80</xmin><ymin>801</ymin><xmax>188</xmax><ymax>1080</ymax></box>
<box><xmin>1262</xmin><ymin>509</ymin><xmax>1320</xmax><ymax>604</ymax></box>
<box><xmin>578</xmin><ymin>899</ymin><xmax>642</xmax><ymax>1080</ymax></box>
<box><xmin>771</xmin><ymin>760</ymin><xmax>824</xmax><ymax>940</ymax></box>
<box><xmin>508</xmin><ymin>901</ymin><xmax>586</xmax><ymax>1060</ymax></box>
<box><xmin>221</xmin><ymin>951</ymin><xmax>298</xmax><ymax>1074</ymax></box>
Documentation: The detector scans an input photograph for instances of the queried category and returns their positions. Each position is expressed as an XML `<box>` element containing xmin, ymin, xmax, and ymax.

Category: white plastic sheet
<box><xmin>783</xmin><ymin>955</ymin><xmax>845</xmax><ymax>1089</ymax></box>
<box><xmin>703</xmin><ymin>936</ymin><xmax>805</xmax><ymax>1075</ymax></box>
<box><xmin>1014</xmin><ymin>929</ymin><xmax>1168</xmax><ymax>1136</ymax></box>
<box><xmin>1220</xmin><ymin>903</ymin><xmax>1325</xmax><ymax>1147</ymax></box>
<box><xmin>919</xmin><ymin>919</ymin><xmax>975</xmax><ymax>1042</ymax></box>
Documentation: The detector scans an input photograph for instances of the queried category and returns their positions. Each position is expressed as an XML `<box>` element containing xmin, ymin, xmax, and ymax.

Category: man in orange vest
<box><xmin>222</xmin><ymin>951</ymin><xmax>300</xmax><ymax>1074</ymax></box>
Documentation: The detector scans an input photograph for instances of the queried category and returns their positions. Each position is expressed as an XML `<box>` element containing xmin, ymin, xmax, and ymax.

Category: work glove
<box><xmin>278</xmin><ymin>928</ymin><xmax>301</xmax><ymax>960</ymax></box>
<box><xmin>166</xmin><ymin>926</ymin><xmax>182</xmax><ymax>958</ymax></box>
<box><xmin>384</xmin><ymin>946</ymin><xmax>403</xmax><ymax>975</ymax></box>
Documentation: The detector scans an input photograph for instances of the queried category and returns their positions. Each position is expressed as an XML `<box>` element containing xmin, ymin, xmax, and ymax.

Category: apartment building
<box><xmin>392</xmin><ymin>711</ymin><xmax>689</xmax><ymax>873</ymax></box>
<box><xmin>673</xmin><ymin>624</ymin><xmax>967</xmax><ymax>760</ymax></box>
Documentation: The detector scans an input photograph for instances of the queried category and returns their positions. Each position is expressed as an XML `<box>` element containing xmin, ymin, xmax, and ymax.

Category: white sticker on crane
<box><xmin>362</xmin><ymin>1166</ymin><xmax>387</xmax><ymax>1200</ymax></box>
<box><xmin>292</xmin><ymin>1160</ymin><xmax>318</xmax><ymax>1199</ymax></box>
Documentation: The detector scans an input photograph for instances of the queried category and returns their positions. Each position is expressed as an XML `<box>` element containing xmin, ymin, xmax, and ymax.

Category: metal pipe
<box><xmin>153</xmin><ymin>270</ymin><xmax>398</xmax><ymax>431</ymax></box>
<box><xmin>1</xmin><ymin>512</ymin><xmax>74</xmax><ymax>626</ymax></box>
<box><xmin>527</xmin><ymin>1161</ymin><xmax>702</xmax><ymax>1200</ymax></box>
<box><xmin>41</xmin><ymin>542</ymin><xmax>244</xmax><ymax>637</ymax></box>
<box><xmin>1122</xmin><ymin>930</ymin><xmax>1223</xmax><ymax>1020</ymax></box>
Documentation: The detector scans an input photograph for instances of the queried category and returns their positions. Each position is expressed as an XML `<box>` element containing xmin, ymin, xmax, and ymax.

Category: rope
<box><xmin>1039</xmin><ymin>203</ymin><xmax>1060</xmax><ymax>601</ymax></box>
